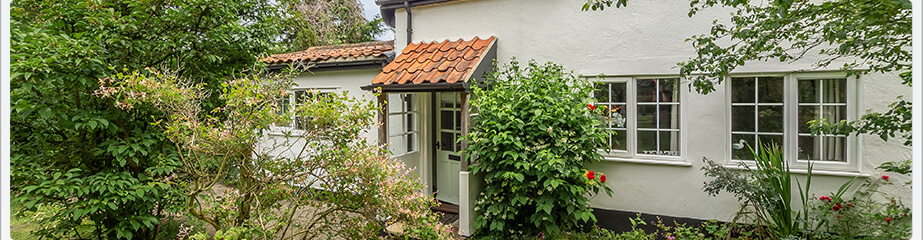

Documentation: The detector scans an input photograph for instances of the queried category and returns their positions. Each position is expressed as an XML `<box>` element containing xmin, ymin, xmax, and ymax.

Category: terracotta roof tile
<box><xmin>261</xmin><ymin>41</ymin><xmax>394</xmax><ymax>65</ymax></box>
<box><xmin>371</xmin><ymin>36</ymin><xmax>496</xmax><ymax>86</ymax></box>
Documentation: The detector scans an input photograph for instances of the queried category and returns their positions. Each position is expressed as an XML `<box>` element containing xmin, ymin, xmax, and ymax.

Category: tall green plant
<box><xmin>466</xmin><ymin>59</ymin><xmax>612</xmax><ymax>239</ymax></box>
<box><xmin>701</xmin><ymin>143</ymin><xmax>849</xmax><ymax>239</ymax></box>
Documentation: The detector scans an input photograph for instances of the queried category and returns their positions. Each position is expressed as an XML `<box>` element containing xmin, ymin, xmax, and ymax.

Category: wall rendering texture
<box><xmin>392</xmin><ymin>0</ymin><xmax>912</xmax><ymax>221</ymax></box>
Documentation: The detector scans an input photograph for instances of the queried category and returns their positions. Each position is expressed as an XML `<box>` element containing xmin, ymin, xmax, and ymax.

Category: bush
<box><xmin>466</xmin><ymin>59</ymin><xmax>612</xmax><ymax>239</ymax></box>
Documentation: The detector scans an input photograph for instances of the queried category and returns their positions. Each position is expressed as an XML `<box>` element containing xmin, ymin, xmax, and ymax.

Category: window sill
<box><xmin>603</xmin><ymin>156</ymin><xmax>693</xmax><ymax>167</ymax></box>
<box><xmin>723</xmin><ymin>164</ymin><xmax>870</xmax><ymax>177</ymax></box>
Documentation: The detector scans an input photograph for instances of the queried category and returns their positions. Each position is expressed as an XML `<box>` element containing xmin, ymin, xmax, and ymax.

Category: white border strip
<box><xmin>911</xmin><ymin>1</ymin><xmax>921</xmax><ymax>239</ymax></box>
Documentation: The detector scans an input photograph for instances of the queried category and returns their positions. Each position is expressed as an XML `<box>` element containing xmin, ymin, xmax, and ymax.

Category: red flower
<box><xmin>600</xmin><ymin>174</ymin><xmax>607</xmax><ymax>183</ymax></box>
<box><xmin>833</xmin><ymin>206</ymin><xmax>841</xmax><ymax>211</ymax></box>
<box><xmin>836</xmin><ymin>202</ymin><xmax>842</xmax><ymax>208</ymax></box>
<box><xmin>836</xmin><ymin>215</ymin><xmax>841</xmax><ymax>218</ymax></box>
<box><xmin>587</xmin><ymin>104</ymin><xmax>597</xmax><ymax>110</ymax></box>
<box><xmin>886</xmin><ymin>217</ymin><xmax>892</xmax><ymax>222</ymax></box>
<box><xmin>587</xmin><ymin>171</ymin><xmax>595</xmax><ymax>180</ymax></box>
<box><xmin>882</xmin><ymin>175</ymin><xmax>890</xmax><ymax>181</ymax></box>
<box><xmin>819</xmin><ymin>196</ymin><xmax>832</xmax><ymax>202</ymax></box>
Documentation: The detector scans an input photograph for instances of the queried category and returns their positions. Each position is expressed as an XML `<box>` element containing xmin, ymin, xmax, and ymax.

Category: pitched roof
<box><xmin>371</xmin><ymin>36</ymin><xmax>496</xmax><ymax>85</ymax></box>
<box><xmin>261</xmin><ymin>40</ymin><xmax>394</xmax><ymax>65</ymax></box>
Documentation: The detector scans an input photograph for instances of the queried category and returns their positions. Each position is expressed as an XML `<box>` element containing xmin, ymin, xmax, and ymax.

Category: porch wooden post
<box><xmin>378</xmin><ymin>93</ymin><xmax>388</xmax><ymax>148</ymax></box>
<box><xmin>460</xmin><ymin>91</ymin><xmax>469</xmax><ymax>169</ymax></box>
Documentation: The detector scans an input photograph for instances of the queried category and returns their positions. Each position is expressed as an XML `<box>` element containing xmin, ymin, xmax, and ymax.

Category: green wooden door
<box><xmin>435</xmin><ymin>92</ymin><xmax>461</xmax><ymax>204</ymax></box>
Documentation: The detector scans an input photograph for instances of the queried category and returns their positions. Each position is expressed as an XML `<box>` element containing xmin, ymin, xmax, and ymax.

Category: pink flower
<box><xmin>587</xmin><ymin>104</ymin><xmax>596</xmax><ymax>110</ymax></box>
<box><xmin>587</xmin><ymin>171</ymin><xmax>595</xmax><ymax>180</ymax></box>
<box><xmin>882</xmin><ymin>175</ymin><xmax>890</xmax><ymax>181</ymax></box>
<box><xmin>667</xmin><ymin>236</ymin><xmax>675</xmax><ymax>240</ymax></box>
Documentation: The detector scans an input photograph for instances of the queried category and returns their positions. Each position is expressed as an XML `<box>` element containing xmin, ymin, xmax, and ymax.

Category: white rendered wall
<box><xmin>393</xmin><ymin>0</ymin><xmax>912</xmax><ymax>221</ymax></box>
<box><xmin>257</xmin><ymin>69</ymin><xmax>381</xmax><ymax>183</ymax></box>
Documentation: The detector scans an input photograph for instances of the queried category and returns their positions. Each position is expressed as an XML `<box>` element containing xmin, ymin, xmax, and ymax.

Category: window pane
<box><xmin>822</xmin><ymin>136</ymin><xmax>847</xmax><ymax>162</ymax></box>
<box><xmin>758</xmin><ymin>106</ymin><xmax>784</xmax><ymax>133</ymax></box>
<box><xmin>441</xmin><ymin>93</ymin><xmax>457</xmax><ymax>108</ymax></box>
<box><xmin>798</xmin><ymin>106</ymin><xmax>818</xmax><ymax>133</ymax></box>
<box><xmin>611</xmin><ymin>82</ymin><xmax>627</xmax><ymax>102</ymax></box>
<box><xmin>797</xmin><ymin>135</ymin><xmax>817</xmax><ymax>160</ymax></box>
<box><xmin>798</xmin><ymin>80</ymin><xmax>819</xmax><ymax>103</ymax></box>
<box><xmin>607</xmin><ymin>104</ymin><xmax>627</xmax><ymax>128</ymax></box>
<box><xmin>757</xmin><ymin>77</ymin><xmax>784</xmax><ymax>103</ymax></box>
<box><xmin>389</xmin><ymin>136</ymin><xmax>406</xmax><ymax>156</ymax></box>
<box><xmin>658</xmin><ymin>105</ymin><xmax>680</xmax><ymax>129</ymax></box>
<box><xmin>823</xmin><ymin>79</ymin><xmax>847</xmax><ymax>103</ymax></box>
<box><xmin>441</xmin><ymin>110</ymin><xmax>453</xmax><ymax>130</ymax></box>
<box><xmin>404</xmin><ymin>94</ymin><xmax>414</xmax><ymax>111</ymax></box>
<box><xmin>407</xmin><ymin>133</ymin><xmax>415</xmax><ymax>152</ymax></box>
<box><xmin>732</xmin><ymin>106</ymin><xmax>755</xmax><ymax>132</ymax></box>
<box><xmin>406</xmin><ymin>113</ymin><xmax>415</xmax><ymax>131</ymax></box>
<box><xmin>732</xmin><ymin>77</ymin><xmax>756</xmax><ymax>103</ymax></box>
<box><xmin>594</xmin><ymin>83</ymin><xmax>610</xmax><ymax>103</ymax></box>
<box><xmin>758</xmin><ymin>135</ymin><xmax>783</xmax><ymax>150</ymax></box>
<box><xmin>389</xmin><ymin>94</ymin><xmax>403</xmax><ymax>113</ymax></box>
<box><xmin>611</xmin><ymin>130</ymin><xmax>627</xmax><ymax>151</ymax></box>
<box><xmin>822</xmin><ymin>106</ymin><xmax>847</xmax><ymax>124</ymax></box>
<box><xmin>637</xmin><ymin>79</ymin><xmax>657</xmax><ymax>103</ymax></box>
<box><xmin>441</xmin><ymin>132</ymin><xmax>455</xmax><ymax>151</ymax></box>
<box><xmin>732</xmin><ymin>134</ymin><xmax>756</xmax><ymax>160</ymax></box>
<box><xmin>659</xmin><ymin>79</ymin><xmax>679</xmax><ymax>103</ymax></box>
<box><xmin>455</xmin><ymin>111</ymin><xmax>462</xmax><ymax>130</ymax></box>
<box><xmin>659</xmin><ymin>131</ymin><xmax>680</xmax><ymax>155</ymax></box>
<box><xmin>388</xmin><ymin>115</ymin><xmax>403</xmax><ymax>135</ymax></box>
<box><xmin>637</xmin><ymin>105</ymin><xmax>657</xmax><ymax>129</ymax></box>
<box><xmin>637</xmin><ymin>130</ymin><xmax>657</xmax><ymax>154</ymax></box>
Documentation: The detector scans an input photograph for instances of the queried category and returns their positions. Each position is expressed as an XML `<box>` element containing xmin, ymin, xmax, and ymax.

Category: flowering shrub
<box><xmin>810</xmin><ymin>171</ymin><xmax>911</xmax><ymax>239</ymax></box>
<box><xmin>466</xmin><ymin>59</ymin><xmax>612</xmax><ymax>238</ymax></box>
<box><xmin>99</xmin><ymin>68</ymin><xmax>451</xmax><ymax>239</ymax></box>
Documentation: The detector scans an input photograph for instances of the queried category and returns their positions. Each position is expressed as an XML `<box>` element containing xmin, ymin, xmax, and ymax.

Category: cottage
<box><xmin>265</xmin><ymin>0</ymin><xmax>911</xmax><ymax>236</ymax></box>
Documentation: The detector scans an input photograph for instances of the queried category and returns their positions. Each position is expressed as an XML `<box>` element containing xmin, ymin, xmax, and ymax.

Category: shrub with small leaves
<box><xmin>466</xmin><ymin>59</ymin><xmax>612</xmax><ymax>239</ymax></box>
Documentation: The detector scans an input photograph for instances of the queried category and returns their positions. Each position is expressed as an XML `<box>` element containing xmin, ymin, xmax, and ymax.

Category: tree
<box><xmin>10</xmin><ymin>0</ymin><xmax>279</xmax><ymax>238</ymax></box>
<box><xmin>582</xmin><ymin>0</ymin><xmax>912</xmax><ymax>148</ymax></box>
<box><xmin>274</xmin><ymin>0</ymin><xmax>388</xmax><ymax>53</ymax></box>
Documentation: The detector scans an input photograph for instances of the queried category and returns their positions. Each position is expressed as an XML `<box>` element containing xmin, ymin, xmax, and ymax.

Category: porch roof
<box><xmin>363</xmin><ymin>36</ymin><xmax>496</xmax><ymax>92</ymax></box>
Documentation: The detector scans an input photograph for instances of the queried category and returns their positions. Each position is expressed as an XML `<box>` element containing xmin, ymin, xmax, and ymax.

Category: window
<box><xmin>797</xmin><ymin>78</ymin><xmax>848</xmax><ymax>162</ymax></box>
<box><xmin>388</xmin><ymin>93</ymin><xmax>417</xmax><ymax>156</ymax></box>
<box><xmin>595</xmin><ymin>78</ymin><xmax>682</xmax><ymax>159</ymax></box>
<box><xmin>274</xmin><ymin>88</ymin><xmax>334</xmax><ymax>131</ymax></box>
<box><xmin>728</xmin><ymin>74</ymin><xmax>854</xmax><ymax>169</ymax></box>
<box><xmin>730</xmin><ymin>76</ymin><xmax>784</xmax><ymax>160</ymax></box>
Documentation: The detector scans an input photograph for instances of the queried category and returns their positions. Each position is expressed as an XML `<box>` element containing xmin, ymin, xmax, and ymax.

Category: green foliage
<box><xmin>10</xmin><ymin>0</ymin><xmax>278</xmax><ymax>237</ymax></box>
<box><xmin>702</xmin><ymin>144</ymin><xmax>818</xmax><ymax>239</ymax></box>
<box><xmin>273</xmin><ymin>0</ymin><xmax>387</xmax><ymax>53</ymax></box>
<box><xmin>582</xmin><ymin>0</ymin><xmax>912</xmax><ymax>151</ymax></box>
<box><xmin>703</xmin><ymin>144</ymin><xmax>911</xmax><ymax>239</ymax></box>
<box><xmin>101</xmin><ymin>69</ymin><xmax>452</xmax><ymax>239</ymax></box>
<box><xmin>466</xmin><ymin>59</ymin><xmax>612</xmax><ymax>239</ymax></box>
<box><xmin>809</xmin><ymin>168</ymin><xmax>911</xmax><ymax>239</ymax></box>
<box><xmin>809</xmin><ymin>97</ymin><xmax>911</xmax><ymax>146</ymax></box>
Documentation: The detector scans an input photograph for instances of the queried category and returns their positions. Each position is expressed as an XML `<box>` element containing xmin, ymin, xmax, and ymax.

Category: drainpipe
<box><xmin>403</xmin><ymin>0</ymin><xmax>413</xmax><ymax>45</ymax></box>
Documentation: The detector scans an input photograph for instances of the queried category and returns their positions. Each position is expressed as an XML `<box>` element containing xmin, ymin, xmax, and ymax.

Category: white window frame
<box><xmin>270</xmin><ymin>87</ymin><xmax>338</xmax><ymax>135</ymax></box>
<box><xmin>387</xmin><ymin>93</ymin><xmax>419</xmax><ymax>157</ymax></box>
<box><xmin>726</xmin><ymin>72</ymin><xmax>858</xmax><ymax>172</ymax></box>
<box><xmin>594</xmin><ymin>76</ymin><xmax>687</xmax><ymax>164</ymax></box>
